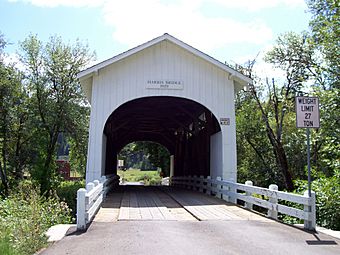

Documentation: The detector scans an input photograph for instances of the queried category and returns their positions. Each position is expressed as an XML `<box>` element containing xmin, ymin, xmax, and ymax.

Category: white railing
<box><xmin>77</xmin><ymin>174</ymin><xmax>120</xmax><ymax>230</ymax></box>
<box><xmin>171</xmin><ymin>175</ymin><xmax>316</xmax><ymax>230</ymax></box>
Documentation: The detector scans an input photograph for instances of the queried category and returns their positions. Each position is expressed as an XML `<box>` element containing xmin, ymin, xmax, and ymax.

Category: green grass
<box><xmin>118</xmin><ymin>169</ymin><xmax>162</xmax><ymax>185</ymax></box>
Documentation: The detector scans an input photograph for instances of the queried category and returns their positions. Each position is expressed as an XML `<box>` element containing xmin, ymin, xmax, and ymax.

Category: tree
<box><xmin>19</xmin><ymin>35</ymin><xmax>94</xmax><ymax>191</ymax></box>
<box><xmin>68</xmin><ymin>104</ymin><xmax>90</xmax><ymax>177</ymax></box>
<box><xmin>118</xmin><ymin>141</ymin><xmax>170</xmax><ymax>174</ymax></box>
<box><xmin>0</xmin><ymin>34</ymin><xmax>34</xmax><ymax>195</ymax></box>
<box><xmin>239</xmin><ymin>32</ymin><xmax>317</xmax><ymax>191</ymax></box>
<box><xmin>307</xmin><ymin>0</ymin><xmax>340</xmax><ymax>89</ymax></box>
<box><xmin>135</xmin><ymin>142</ymin><xmax>170</xmax><ymax>175</ymax></box>
<box><xmin>306</xmin><ymin>0</ymin><xmax>340</xmax><ymax>176</ymax></box>
<box><xmin>237</xmin><ymin>0</ymin><xmax>339</xmax><ymax>188</ymax></box>
<box><xmin>236</xmin><ymin>92</ymin><xmax>282</xmax><ymax>187</ymax></box>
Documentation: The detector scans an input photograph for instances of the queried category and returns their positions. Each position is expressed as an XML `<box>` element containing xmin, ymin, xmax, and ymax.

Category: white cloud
<box><xmin>7</xmin><ymin>0</ymin><xmax>105</xmax><ymax>8</ymax></box>
<box><xmin>102</xmin><ymin>0</ymin><xmax>273</xmax><ymax>52</ymax></box>
<box><xmin>7</xmin><ymin>0</ymin><xmax>305</xmax><ymax>10</ymax></box>
<box><xmin>211</xmin><ymin>0</ymin><xmax>305</xmax><ymax>12</ymax></box>
<box><xmin>6</xmin><ymin>0</ymin><xmax>306</xmax><ymax>60</ymax></box>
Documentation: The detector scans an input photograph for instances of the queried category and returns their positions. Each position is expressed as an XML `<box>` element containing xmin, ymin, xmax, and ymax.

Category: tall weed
<box><xmin>0</xmin><ymin>182</ymin><xmax>72</xmax><ymax>255</ymax></box>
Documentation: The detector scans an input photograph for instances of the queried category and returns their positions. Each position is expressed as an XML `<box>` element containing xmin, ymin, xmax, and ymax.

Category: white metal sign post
<box><xmin>295</xmin><ymin>97</ymin><xmax>320</xmax><ymax>198</ymax></box>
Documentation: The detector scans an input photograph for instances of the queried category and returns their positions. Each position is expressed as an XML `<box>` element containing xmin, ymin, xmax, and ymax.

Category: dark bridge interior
<box><xmin>104</xmin><ymin>96</ymin><xmax>221</xmax><ymax>177</ymax></box>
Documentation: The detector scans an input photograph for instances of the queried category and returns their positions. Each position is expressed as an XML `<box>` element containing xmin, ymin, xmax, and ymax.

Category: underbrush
<box><xmin>280</xmin><ymin>172</ymin><xmax>340</xmax><ymax>230</ymax></box>
<box><xmin>56</xmin><ymin>180</ymin><xmax>85</xmax><ymax>219</ymax></box>
<box><xmin>0</xmin><ymin>182</ymin><xmax>72</xmax><ymax>255</ymax></box>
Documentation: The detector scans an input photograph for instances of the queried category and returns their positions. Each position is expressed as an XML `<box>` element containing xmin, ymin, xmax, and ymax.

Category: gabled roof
<box><xmin>78</xmin><ymin>33</ymin><xmax>252</xmax><ymax>102</ymax></box>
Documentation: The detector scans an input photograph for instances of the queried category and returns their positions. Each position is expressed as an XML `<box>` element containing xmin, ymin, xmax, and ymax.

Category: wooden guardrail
<box><xmin>77</xmin><ymin>174</ymin><xmax>120</xmax><ymax>230</ymax></box>
<box><xmin>171</xmin><ymin>175</ymin><xmax>316</xmax><ymax>231</ymax></box>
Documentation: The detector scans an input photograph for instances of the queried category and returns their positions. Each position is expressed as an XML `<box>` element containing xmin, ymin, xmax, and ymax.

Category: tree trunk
<box><xmin>276</xmin><ymin>143</ymin><xmax>294</xmax><ymax>191</ymax></box>
<box><xmin>0</xmin><ymin>162</ymin><xmax>9</xmax><ymax>196</ymax></box>
<box><xmin>41</xmin><ymin>133</ymin><xmax>59</xmax><ymax>192</ymax></box>
<box><xmin>1</xmin><ymin>133</ymin><xmax>9</xmax><ymax>196</ymax></box>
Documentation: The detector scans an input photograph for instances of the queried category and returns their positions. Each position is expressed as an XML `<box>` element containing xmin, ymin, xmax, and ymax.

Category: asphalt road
<box><xmin>41</xmin><ymin>220</ymin><xmax>339</xmax><ymax>255</ymax></box>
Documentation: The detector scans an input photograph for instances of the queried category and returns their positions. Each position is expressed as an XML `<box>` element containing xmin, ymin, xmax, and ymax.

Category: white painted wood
<box><xmin>215</xmin><ymin>176</ymin><xmax>222</xmax><ymax>199</ymax></box>
<box><xmin>235</xmin><ymin>193</ymin><xmax>273</xmax><ymax>210</ymax></box>
<box><xmin>85</xmin><ymin>182</ymin><xmax>103</xmax><ymax>211</ymax></box>
<box><xmin>173</xmin><ymin>176</ymin><xmax>316</xmax><ymax>230</ymax></box>
<box><xmin>304</xmin><ymin>190</ymin><xmax>316</xmax><ymax>230</ymax></box>
<box><xmin>228</xmin><ymin>179</ymin><xmax>237</xmax><ymax>204</ymax></box>
<box><xmin>76</xmin><ymin>188</ymin><xmax>86</xmax><ymax>230</ymax></box>
<box><xmin>206</xmin><ymin>176</ymin><xmax>212</xmax><ymax>195</ymax></box>
<box><xmin>86</xmin><ymin>194</ymin><xmax>103</xmax><ymax>222</ymax></box>
<box><xmin>78</xmin><ymin>34</ymin><xmax>252</xmax><ymax>98</ymax></box>
<box><xmin>198</xmin><ymin>177</ymin><xmax>203</xmax><ymax>191</ymax></box>
<box><xmin>86</xmin><ymin>182</ymin><xmax>94</xmax><ymax>192</ymax></box>
<box><xmin>224</xmin><ymin>182</ymin><xmax>310</xmax><ymax>205</ymax></box>
<box><xmin>245</xmin><ymin>181</ymin><xmax>253</xmax><ymax>210</ymax></box>
<box><xmin>268</xmin><ymin>184</ymin><xmax>278</xmax><ymax>219</ymax></box>
<box><xmin>210</xmin><ymin>131</ymin><xmax>222</xmax><ymax>179</ymax></box>
<box><xmin>77</xmin><ymin>175</ymin><xmax>120</xmax><ymax>230</ymax></box>
<box><xmin>278</xmin><ymin>204</ymin><xmax>308</xmax><ymax>220</ymax></box>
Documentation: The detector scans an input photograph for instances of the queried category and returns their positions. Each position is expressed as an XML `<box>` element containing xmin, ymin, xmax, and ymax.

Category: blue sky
<box><xmin>1</xmin><ymin>0</ymin><xmax>311</xmax><ymax>69</ymax></box>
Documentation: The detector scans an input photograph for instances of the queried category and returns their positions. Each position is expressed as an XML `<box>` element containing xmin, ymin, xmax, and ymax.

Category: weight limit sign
<box><xmin>295</xmin><ymin>97</ymin><xmax>320</xmax><ymax>129</ymax></box>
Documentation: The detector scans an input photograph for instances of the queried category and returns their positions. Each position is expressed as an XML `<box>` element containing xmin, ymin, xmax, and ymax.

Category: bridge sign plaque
<box><xmin>295</xmin><ymin>96</ymin><xmax>320</xmax><ymax>128</ymax></box>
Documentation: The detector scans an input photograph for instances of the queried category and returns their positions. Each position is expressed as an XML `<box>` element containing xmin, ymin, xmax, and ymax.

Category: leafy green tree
<box><xmin>19</xmin><ymin>35</ymin><xmax>94</xmax><ymax>191</ymax></box>
<box><xmin>237</xmin><ymin>32</ymin><xmax>319</xmax><ymax>190</ymax></box>
<box><xmin>135</xmin><ymin>141</ymin><xmax>170</xmax><ymax>175</ymax></box>
<box><xmin>305</xmin><ymin>0</ymin><xmax>340</xmax><ymax>176</ymax></box>
<box><xmin>0</xmin><ymin>34</ymin><xmax>35</xmax><ymax>195</ymax></box>
<box><xmin>236</xmin><ymin>92</ymin><xmax>281</xmax><ymax>187</ymax></box>
<box><xmin>307</xmin><ymin>0</ymin><xmax>340</xmax><ymax>89</ymax></box>
<box><xmin>118</xmin><ymin>141</ymin><xmax>170</xmax><ymax>175</ymax></box>
<box><xmin>67</xmin><ymin>104</ymin><xmax>90</xmax><ymax>177</ymax></box>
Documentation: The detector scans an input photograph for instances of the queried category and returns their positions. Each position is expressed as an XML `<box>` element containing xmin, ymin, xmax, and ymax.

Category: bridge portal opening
<box><xmin>103</xmin><ymin>96</ymin><xmax>222</xmax><ymax>178</ymax></box>
<box><xmin>117</xmin><ymin>141</ymin><xmax>170</xmax><ymax>185</ymax></box>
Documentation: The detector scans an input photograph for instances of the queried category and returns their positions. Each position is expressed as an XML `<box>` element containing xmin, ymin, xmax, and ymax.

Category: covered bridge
<box><xmin>78</xmin><ymin>33</ymin><xmax>252</xmax><ymax>184</ymax></box>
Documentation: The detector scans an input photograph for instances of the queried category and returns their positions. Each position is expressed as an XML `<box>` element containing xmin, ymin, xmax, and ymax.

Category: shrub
<box><xmin>0</xmin><ymin>182</ymin><xmax>72</xmax><ymax>255</ymax></box>
<box><xmin>56</xmin><ymin>180</ymin><xmax>85</xmax><ymax>219</ymax></box>
<box><xmin>284</xmin><ymin>172</ymin><xmax>340</xmax><ymax>230</ymax></box>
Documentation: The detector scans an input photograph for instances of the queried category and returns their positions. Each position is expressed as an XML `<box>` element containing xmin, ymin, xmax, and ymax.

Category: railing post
<box><xmin>267</xmin><ymin>184</ymin><xmax>278</xmax><ymax>219</ymax></box>
<box><xmin>77</xmin><ymin>188</ymin><xmax>87</xmax><ymax>230</ymax></box>
<box><xmin>199</xmin><ymin>175</ymin><xmax>204</xmax><ymax>192</ymax></box>
<box><xmin>304</xmin><ymin>190</ymin><xmax>316</xmax><ymax>231</ymax></box>
<box><xmin>193</xmin><ymin>175</ymin><xmax>197</xmax><ymax>190</ymax></box>
<box><xmin>86</xmin><ymin>182</ymin><xmax>94</xmax><ymax>192</ymax></box>
<box><xmin>229</xmin><ymin>179</ymin><xmax>237</xmax><ymax>204</ymax></box>
<box><xmin>216</xmin><ymin>177</ymin><xmax>222</xmax><ymax>199</ymax></box>
<box><xmin>186</xmin><ymin>175</ymin><xmax>191</xmax><ymax>189</ymax></box>
<box><xmin>93</xmin><ymin>180</ymin><xmax>99</xmax><ymax>187</ymax></box>
<box><xmin>244</xmin><ymin>181</ymin><xmax>253</xmax><ymax>210</ymax></box>
<box><xmin>206</xmin><ymin>176</ymin><xmax>211</xmax><ymax>195</ymax></box>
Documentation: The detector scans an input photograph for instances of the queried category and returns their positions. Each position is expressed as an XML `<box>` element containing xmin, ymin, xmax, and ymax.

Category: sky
<box><xmin>0</xmin><ymin>0</ymin><xmax>312</xmax><ymax>73</ymax></box>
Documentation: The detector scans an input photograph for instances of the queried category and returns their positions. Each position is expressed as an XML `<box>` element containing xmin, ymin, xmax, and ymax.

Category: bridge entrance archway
<box><xmin>78</xmin><ymin>33</ymin><xmax>252</xmax><ymax>183</ymax></box>
<box><xmin>103</xmin><ymin>96</ymin><xmax>221</xmax><ymax>178</ymax></box>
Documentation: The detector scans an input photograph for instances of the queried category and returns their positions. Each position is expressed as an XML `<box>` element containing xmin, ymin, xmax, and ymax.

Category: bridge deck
<box><xmin>94</xmin><ymin>186</ymin><xmax>271</xmax><ymax>222</ymax></box>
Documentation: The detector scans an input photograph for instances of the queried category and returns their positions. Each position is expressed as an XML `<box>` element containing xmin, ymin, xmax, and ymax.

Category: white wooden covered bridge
<box><xmin>76</xmin><ymin>34</ymin><xmax>316</xmax><ymax>232</ymax></box>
